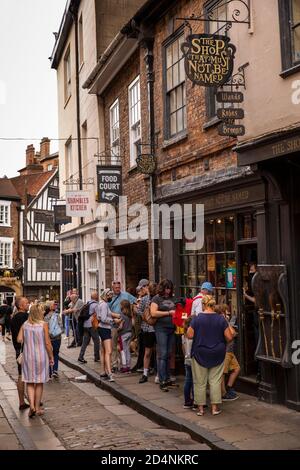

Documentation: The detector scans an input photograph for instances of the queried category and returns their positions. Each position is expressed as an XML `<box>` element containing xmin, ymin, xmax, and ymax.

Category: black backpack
<box><xmin>78</xmin><ymin>302</ymin><xmax>92</xmax><ymax>322</ymax></box>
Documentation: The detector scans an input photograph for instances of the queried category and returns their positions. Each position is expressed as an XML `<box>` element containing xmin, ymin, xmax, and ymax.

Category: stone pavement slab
<box><xmin>59</xmin><ymin>340</ymin><xmax>300</xmax><ymax>450</ymax></box>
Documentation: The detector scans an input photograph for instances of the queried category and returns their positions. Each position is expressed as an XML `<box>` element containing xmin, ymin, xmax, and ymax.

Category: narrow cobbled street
<box><xmin>1</xmin><ymin>343</ymin><xmax>209</xmax><ymax>451</ymax></box>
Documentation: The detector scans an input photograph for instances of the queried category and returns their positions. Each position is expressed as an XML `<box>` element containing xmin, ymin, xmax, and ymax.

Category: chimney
<box><xmin>40</xmin><ymin>137</ymin><xmax>50</xmax><ymax>159</ymax></box>
<box><xmin>26</xmin><ymin>145</ymin><xmax>35</xmax><ymax>166</ymax></box>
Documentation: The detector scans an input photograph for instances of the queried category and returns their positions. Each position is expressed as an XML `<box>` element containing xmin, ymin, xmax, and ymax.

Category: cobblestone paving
<box><xmin>2</xmin><ymin>344</ymin><xmax>209</xmax><ymax>451</ymax></box>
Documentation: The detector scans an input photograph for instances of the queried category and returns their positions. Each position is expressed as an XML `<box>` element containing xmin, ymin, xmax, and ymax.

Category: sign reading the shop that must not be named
<box><xmin>181</xmin><ymin>34</ymin><xmax>236</xmax><ymax>87</ymax></box>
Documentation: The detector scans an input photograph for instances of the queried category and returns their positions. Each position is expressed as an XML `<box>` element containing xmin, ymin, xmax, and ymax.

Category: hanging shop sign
<box><xmin>217</xmin><ymin>107</ymin><xmax>244</xmax><ymax>120</ymax></box>
<box><xmin>217</xmin><ymin>91</ymin><xmax>244</xmax><ymax>103</ymax></box>
<box><xmin>97</xmin><ymin>165</ymin><xmax>122</xmax><ymax>204</ymax></box>
<box><xmin>218</xmin><ymin>122</ymin><xmax>245</xmax><ymax>137</ymax></box>
<box><xmin>181</xmin><ymin>34</ymin><xmax>236</xmax><ymax>87</ymax></box>
<box><xmin>54</xmin><ymin>204</ymin><xmax>72</xmax><ymax>226</ymax></box>
<box><xmin>136</xmin><ymin>154</ymin><xmax>156</xmax><ymax>175</ymax></box>
<box><xmin>66</xmin><ymin>191</ymin><xmax>91</xmax><ymax>218</ymax></box>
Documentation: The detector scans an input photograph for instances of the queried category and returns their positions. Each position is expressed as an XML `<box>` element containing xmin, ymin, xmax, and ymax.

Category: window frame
<box><xmin>78</xmin><ymin>14</ymin><xmax>84</xmax><ymax>67</ymax></box>
<box><xmin>0</xmin><ymin>237</ymin><xmax>13</xmax><ymax>268</ymax></box>
<box><xmin>204</xmin><ymin>0</ymin><xmax>229</xmax><ymax>121</ymax></box>
<box><xmin>64</xmin><ymin>46</ymin><xmax>72</xmax><ymax>102</ymax></box>
<box><xmin>109</xmin><ymin>98</ymin><xmax>120</xmax><ymax>165</ymax></box>
<box><xmin>279</xmin><ymin>0</ymin><xmax>300</xmax><ymax>77</ymax></box>
<box><xmin>65</xmin><ymin>138</ymin><xmax>73</xmax><ymax>180</ymax></box>
<box><xmin>0</xmin><ymin>201</ymin><xmax>11</xmax><ymax>226</ymax></box>
<box><xmin>163</xmin><ymin>27</ymin><xmax>187</xmax><ymax>141</ymax></box>
<box><xmin>128</xmin><ymin>76</ymin><xmax>141</xmax><ymax>168</ymax></box>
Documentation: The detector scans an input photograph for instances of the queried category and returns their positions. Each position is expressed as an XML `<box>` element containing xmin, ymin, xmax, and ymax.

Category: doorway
<box><xmin>238</xmin><ymin>243</ymin><xmax>258</xmax><ymax>378</ymax></box>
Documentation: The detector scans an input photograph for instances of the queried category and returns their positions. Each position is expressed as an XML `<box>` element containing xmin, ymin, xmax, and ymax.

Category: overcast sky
<box><xmin>0</xmin><ymin>0</ymin><xmax>66</xmax><ymax>177</ymax></box>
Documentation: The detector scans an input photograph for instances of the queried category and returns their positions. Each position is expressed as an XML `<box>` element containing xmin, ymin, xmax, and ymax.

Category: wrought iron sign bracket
<box><xmin>177</xmin><ymin>0</ymin><xmax>251</xmax><ymax>32</ymax></box>
<box><xmin>63</xmin><ymin>177</ymin><xmax>95</xmax><ymax>186</ymax></box>
<box><xmin>221</xmin><ymin>62</ymin><xmax>249</xmax><ymax>90</ymax></box>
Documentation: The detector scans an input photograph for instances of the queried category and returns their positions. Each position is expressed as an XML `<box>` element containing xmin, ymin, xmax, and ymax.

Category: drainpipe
<box><xmin>70</xmin><ymin>3</ymin><xmax>83</xmax><ymax>206</ymax></box>
<box><xmin>141</xmin><ymin>36</ymin><xmax>157</xmax><ymax>282</ymax></box>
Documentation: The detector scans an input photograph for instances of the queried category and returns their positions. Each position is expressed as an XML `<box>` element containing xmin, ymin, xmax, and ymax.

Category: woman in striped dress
<box><xmin>17</xmin><ymin>304</ymin><xmax>54</xmax><ymax>418</ymax></box>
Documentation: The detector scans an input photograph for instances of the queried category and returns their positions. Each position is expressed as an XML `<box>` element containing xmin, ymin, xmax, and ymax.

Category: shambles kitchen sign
<box><xmin>66</xmin><ymin>191</ymin><xmax>91</xmax><ymax>218</ymax></box>
<box><xmin>181</xmin><ymin>34</ymin><xmax>236</xmax><ymax>87</ymax></box>
<box><xmin>97</xmin><ymin>166</ymin><xmax>122</xmax><ymax>204</ymax></box>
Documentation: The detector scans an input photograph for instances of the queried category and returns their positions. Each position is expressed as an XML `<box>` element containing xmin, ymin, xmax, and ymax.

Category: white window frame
<box><xmin>128</xmin><ymin>76</ymin><xmax>141</xmax><ymax>168</ymax></box>
<box><xmin>0</xmin><ymin>201</ymin><xmax>11</xmax><ymax>226</ymax></box>
<box><xmin>110</xmin><ymin>99</ymin><xmax>120</xmax><ymax>165</ymax></box>
<box><xmin>64</xmin><ymin>47</ymin><xmax>71</xmax><ymax>102</ymax></box>
<box><xmin>65</xmin><ymin>139</ymin><xmax>73</xmax><ymax>180</ymax></box>
<box><xmin>47</xmin><ymin>164</ymin><xmax>53</xmax><ymax>171</ymax></box>
<box><xmin>0</xmin><ymin>237</ymin><xmax>13</xmax><ymax>268</ymax></box>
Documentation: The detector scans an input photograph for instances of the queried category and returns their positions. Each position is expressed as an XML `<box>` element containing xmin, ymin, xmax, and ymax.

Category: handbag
<box><xmin>142</xmin><ymin>305</ymin><xmax>157</xmax><ymax>326</ymax></box>
<box><xmin>17</xmin><ymin>345</ymin><xmax>24</xmax><ymax>365</ymax></box>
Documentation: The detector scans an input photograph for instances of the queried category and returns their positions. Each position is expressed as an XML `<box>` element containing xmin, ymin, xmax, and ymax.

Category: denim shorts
<box><xmin>98</xmin><ymin>328</ymin><xmax>112</xmax><ymax>342</ymax></box>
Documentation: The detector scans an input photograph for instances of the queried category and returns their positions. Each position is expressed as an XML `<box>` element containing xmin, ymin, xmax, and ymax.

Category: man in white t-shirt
<box><xmin>191</xmin><ymin>282</ymin><xmax>214</xmax><ymax>316</ymax></box>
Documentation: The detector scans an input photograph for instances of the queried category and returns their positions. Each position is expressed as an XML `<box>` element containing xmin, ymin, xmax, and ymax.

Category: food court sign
<box><xmin>181</xmin><ymin>34</ymin><xmax>236</xmax><ymax>87</ymax></box>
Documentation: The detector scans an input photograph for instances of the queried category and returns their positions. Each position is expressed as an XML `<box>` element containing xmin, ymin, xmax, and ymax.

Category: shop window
<box><xmin>241</xmin><ymin>213</ymin><xmax>257</xmax><ymax>240</ymax></box>
<box><xmin>180</xmin><ymin>216</ymin><xmax>236</xmax><ymax>311</ymax></box>
<box><xmin>279</xmin><ymin>0</ymin><xmax>300</xmax><ymax>76</ymax></box>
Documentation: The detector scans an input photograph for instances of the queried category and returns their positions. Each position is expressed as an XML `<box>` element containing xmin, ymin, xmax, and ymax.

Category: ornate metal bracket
<box><xmin>136</xmin><ymin>142</ymin><xmax>157</xmax><ymax>175</ymax></box>
<box><xmin>221</xmin><ymin>62</ymin><xmax>249</xmax><ymax>90</ymax></box>
<box><xmin>177</xmin><ymin>0</ymin><xmax>251</xmax><ymax>32</ymax></box>
<box><xmin>63</xmin><ymin>177</ymin><xmax>95</xmax><ymax>186</ymax></box>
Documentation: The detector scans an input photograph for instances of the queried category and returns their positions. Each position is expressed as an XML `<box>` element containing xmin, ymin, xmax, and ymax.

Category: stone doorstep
<box><xmin>59</xmin><ymin>353</ymin><xmax>236</xmax><ymax>451</ymax></box>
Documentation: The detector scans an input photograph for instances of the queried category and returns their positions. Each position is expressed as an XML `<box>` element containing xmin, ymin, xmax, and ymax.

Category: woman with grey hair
<box><xmin>98</xmin><ymin>289</ymin><xmax>121</xmax><ymax>382</ymax></box>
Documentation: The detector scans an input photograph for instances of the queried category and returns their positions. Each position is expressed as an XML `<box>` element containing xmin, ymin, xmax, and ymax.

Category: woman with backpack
<box><xmin>44</xmin><ymin>301</ymin><xmax>62</xmax><ymax>379</ymax></box>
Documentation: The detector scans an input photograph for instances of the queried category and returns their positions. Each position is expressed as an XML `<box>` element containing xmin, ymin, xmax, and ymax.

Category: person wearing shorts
<box><xmin>98</xmin><ymin>289</ymin><xmax>121</xmax><ymax>382</ymax></box>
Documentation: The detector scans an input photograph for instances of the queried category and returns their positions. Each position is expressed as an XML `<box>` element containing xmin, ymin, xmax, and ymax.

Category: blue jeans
<box><xmin>155</xmin><ymin>328</ymin><xmax>175</xmax><ymax>383</ymax></box>
<box><xmin>184</xmin><ymin>364</ymin><xmax>194</xmax><ymax>405</ymax></box>
<box><xmin>50</xmin><ymin>339</ymin><xmax>61</xmax><ymax>375</ymax></box>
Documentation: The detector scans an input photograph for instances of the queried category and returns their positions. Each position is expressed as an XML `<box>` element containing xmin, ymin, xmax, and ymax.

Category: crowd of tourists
<box><xmin>0</xmin><ymin>278</ymin><xmax>241</xmax><ymax>419</ymax></box>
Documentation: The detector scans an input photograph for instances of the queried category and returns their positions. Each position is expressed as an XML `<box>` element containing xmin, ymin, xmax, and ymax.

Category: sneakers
<box><xmin>154</xmin><ymin>375</ymin><xmax>160</xmax><ymax>384</ymax></box>
<box><xmin>100</xmin><ymin>373</ymin><xmax>109</xmax><ymax>379</ymax></box>
<box><xmin>19</xmin><ymin>403</ymin><xmax>30</xmax><ymax>410</ymax></box>
<box><xmin>192</xmin><ymin>404</ymin><xmax>198</xmax><ymax>411</ymax></box>
<box><xmin>159</xmin><ymin>382</ymin><xmax>169</xmax><ymax>392</ymax></box>
<box><xmin>111</xmin><ymin>366</ymin><xmax>118</xmax><ymax>373</ymax></box>
<box><xmin>139</xmin><ymin>375</ymin><xmax>148</xmax><ymax>384</ymax></box>
<box><xmin>222</xmin><ymin>390</ymin><xmax>239</xmax><ymax>401</ymax></box>
<box><xmin>120</xmin><ymin>367</ymin><xmax>130</xmax><ymax>373</ymax></box>
<box><xmin>183</xmin><ymin>403</ymin><xmax>193</xmax><ymax>409</ymax></box>
<box><xmin>78</xmin><ymin>358</ymin><xmax>87</xmax><ymax>364</ymax></box>
<box><xmin>108</xmin><ymin>374</ymin><xmax>115</xmax><ymax>382</ymax></box>
<box><xmin>52</xmin><ymin>371</ymin><xmax>59</xmax><ymax>379</ymax></box>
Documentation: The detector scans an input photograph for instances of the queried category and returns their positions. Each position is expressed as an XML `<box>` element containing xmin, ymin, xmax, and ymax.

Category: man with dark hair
<box><xmin>0</xmin><ymin>299</ymin><xmax>12</xmax><ymax>341</ymax></box>
<box><xmin>10</xmin><ymin>297</ymin><xmax>30</xmax><ymax>410</ymax></box>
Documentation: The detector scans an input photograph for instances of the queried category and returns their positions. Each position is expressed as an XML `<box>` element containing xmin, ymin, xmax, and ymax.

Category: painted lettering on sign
<box><xmin>218</xmin><ymin>122</ymin><xmax>245</xmax><ymax>137</ymax></box>
<box><xmin>181</xmin><ymin>34</ymin><xmax>236</xmax><ymax>87</ymax></box>
<box><xmin>216</xmin><ymin>91</ymin><xmax>244</xmax><ymax>103</ymax></box>
<box><xmin>217</xmin><ymin>107</ymin><xmax>244</xmax><ymax>120</ymax></box>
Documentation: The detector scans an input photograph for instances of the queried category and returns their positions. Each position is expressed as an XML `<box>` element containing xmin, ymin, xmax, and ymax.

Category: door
<box><xmin>238</xmin><ymin>243</ymin><xmax>258</xmax><ymax>377</ymax></box>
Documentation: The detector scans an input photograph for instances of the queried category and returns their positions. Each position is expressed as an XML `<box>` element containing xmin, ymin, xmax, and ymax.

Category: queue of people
<box><xmin>2</xmin><ymin>277</ymin><xmax>242</xmax><ymax>420</ymax></box>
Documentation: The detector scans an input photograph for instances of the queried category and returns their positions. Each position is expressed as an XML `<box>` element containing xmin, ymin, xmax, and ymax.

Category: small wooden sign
<box><xmin>217</xmin><ymin>107</ymin><xmax>244</xmax><ymax>120</ymax></box>
<box><xmin>216</xmin><ymin>91</ymin><xmax>244</xmax><ymax>103</ymax></box>
<box><xmin>218</xmin><ymin>122</ymin><xmax>245</xmax><ymax>137</ymax></box>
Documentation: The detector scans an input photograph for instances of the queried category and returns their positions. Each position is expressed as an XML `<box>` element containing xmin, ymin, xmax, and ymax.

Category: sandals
<box><xmin>196</xmin><ymin>410</ymin><xmax>204</xmax><ymax>416</ymax></box>
<box><xmin>36</xmin><ymin>410</ymin><xmax>44</xmax><ymax>416</ymax></box>
<box><xmin>212</xmin><ymin>409</ymin><xmax>222</xmax><ymax>416</ymax></box>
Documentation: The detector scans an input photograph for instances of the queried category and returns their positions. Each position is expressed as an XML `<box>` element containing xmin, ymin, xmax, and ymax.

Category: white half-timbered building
<box><xmin>22</xmin><ymin>170</ymin><xmax>60</xmax><ymax>300</ymax></box>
